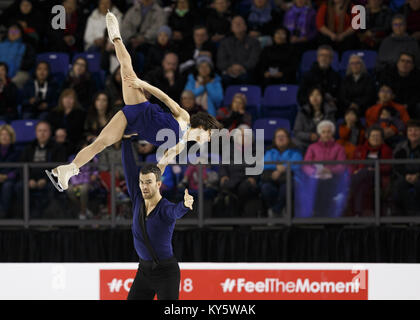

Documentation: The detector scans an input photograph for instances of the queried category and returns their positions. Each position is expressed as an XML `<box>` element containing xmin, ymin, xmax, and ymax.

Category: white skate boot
<box><xmin>45</xmin><ymin>163</ymin><xmax>79</xmax><ymax>192</ymax></box>
<box><xmin>106</xmin><ymin>10</ymin><xmax>121</xmax><ymax>43</ymax></box>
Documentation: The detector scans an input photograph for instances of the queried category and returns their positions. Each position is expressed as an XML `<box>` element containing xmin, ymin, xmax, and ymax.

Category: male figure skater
<box><xmin>121</xmin><ymin>134</ymin><xmax>193</xmax><ymax>300</ymax></box>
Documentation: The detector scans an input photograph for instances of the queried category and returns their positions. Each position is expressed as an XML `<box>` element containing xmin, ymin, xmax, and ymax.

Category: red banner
<box><xmin>100</xmin><ymin>269</ymin><xmax>368</xmax><ymax>300</ymax></box>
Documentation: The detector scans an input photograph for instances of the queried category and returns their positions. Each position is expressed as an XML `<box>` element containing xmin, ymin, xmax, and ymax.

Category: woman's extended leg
<box><xmin>47</xmin><ymin>12</ymin><xmax>147</xmax><ymax>191</ymax></box>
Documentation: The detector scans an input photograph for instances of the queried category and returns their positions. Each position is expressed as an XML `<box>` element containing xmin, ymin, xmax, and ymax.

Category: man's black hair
<box><xmin>140</xmin><ymin>164</ymin><xmax>162</xmax><ymax>182</ymax></box>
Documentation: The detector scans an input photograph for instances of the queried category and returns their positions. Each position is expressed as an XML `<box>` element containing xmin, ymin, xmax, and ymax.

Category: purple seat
<box><xmin>340</xmin><ymin>50</ymin><xmax>377</xmax><ymax>73</ymax></box>
<box><xmin>262</xmin><ymin>85</ymin><xmax>298</xmax><ymax>108</ymax></box>
<box><xmin>36</xmin><ymin>52</ymin><xmax>69</xmax><ymax>75</ymax></box>
<box><xmin>11</xmin><ymin>119</ymin><xmax>39</xmax><ymax>144</ymax></box>
<box><xmin>253</xmin><ymin>118</ymin><xmax>290</xmax><ymax>143</ymax></box>
<box><xmin>73</xmin><ymin>52</ymin><xmax>102</xmax><ymax>73</ymax></box>
<box><xmin>0</xmin><ymin>120</ymin><xmax>6</xmax><ymax>126</ymax></box>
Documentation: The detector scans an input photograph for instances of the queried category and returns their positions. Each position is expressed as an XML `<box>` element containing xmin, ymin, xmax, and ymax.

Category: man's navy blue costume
<box><xmin>121</xmin><ymin>137</ymin><xmax>189</xmax><ymax>300</ymax></box>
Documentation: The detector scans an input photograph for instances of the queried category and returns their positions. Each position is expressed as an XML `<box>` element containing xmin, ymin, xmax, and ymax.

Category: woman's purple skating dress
<box><xmin>122</xmin><ymin>101</ymin><xmax>183</xmax><ymax>147</ymax></box>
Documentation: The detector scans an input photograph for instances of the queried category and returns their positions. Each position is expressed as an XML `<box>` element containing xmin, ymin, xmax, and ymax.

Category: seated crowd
<box><xmin>0</xmin><ymin>0</ymin><xmax>419</xmax><ymax>219</ymax></box>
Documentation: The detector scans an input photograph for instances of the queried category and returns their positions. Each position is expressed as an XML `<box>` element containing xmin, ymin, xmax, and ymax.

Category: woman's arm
<box><xmin>124</xmin><ymin>75</ymin><xmax>186</xmax><ymax>119</ymax></box>
<box><xmin>157</xmin><ymin>141</ymin><xmax>187</xmax><ymax>175</ymax></box>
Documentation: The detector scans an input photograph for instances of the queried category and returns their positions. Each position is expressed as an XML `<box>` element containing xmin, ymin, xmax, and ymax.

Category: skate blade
<box><xmin>45</xmin><ymin>169</ymin><xmax>64</xmax><ymax>192</ymax></box>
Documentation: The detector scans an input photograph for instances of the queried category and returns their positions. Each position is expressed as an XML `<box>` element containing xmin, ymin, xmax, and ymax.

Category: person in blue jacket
<box><xmin>261</xmin><ymin>128</ymin><xmax>303</xmax><ymax>216</ymax></box>
<box><xmin>184</xmin><ymin>55</ymin><xmax>223</xmax><ymax>117</ymax></box>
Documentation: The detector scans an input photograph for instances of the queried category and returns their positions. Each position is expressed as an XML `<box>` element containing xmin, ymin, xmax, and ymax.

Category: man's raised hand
<box><xmin>184</xmin><ymin>189</ymin><xmax>194</xmax><ymax>210</ymax></box>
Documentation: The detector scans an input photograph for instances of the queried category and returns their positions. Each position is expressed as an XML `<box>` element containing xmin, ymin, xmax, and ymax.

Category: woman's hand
<box><xmin>184</xmin><ymin>189</ymin><xmax>194</xmax><ymax>210</ymax></box>
<box><xmin>123</xmin><ymin>133</ymin><xmax>138</xmax><ymax>139</ymax></box>
<box><xmin>124</xmin><ymin>75</ymin><xmax>148</xmax><ymax>89</ymax></box>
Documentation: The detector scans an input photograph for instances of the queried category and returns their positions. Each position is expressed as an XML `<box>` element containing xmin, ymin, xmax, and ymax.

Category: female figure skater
<box><xmin>46</xmin><ymin>11</ymin><xmax>222</xmax><ymax>192</ymax></box>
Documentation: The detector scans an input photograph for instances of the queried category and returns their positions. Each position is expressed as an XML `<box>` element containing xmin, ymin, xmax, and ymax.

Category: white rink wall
<box><xmin>0</xmin><ymin>263</ymin><xmax>419</xmax><ymax>300</ymax></box>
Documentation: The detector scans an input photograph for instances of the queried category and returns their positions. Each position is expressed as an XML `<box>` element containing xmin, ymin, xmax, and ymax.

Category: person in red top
<box><xmin>316</xmin><ymin>0</ymin><xmax>360</xmax><ymax>53</ymax></box>
<box><xmin>337</xmin><ymin>108</ymin><xmax>366</xmax><ymax>159</ymax></box>
<box><xmin>365</xmin><ymin>84</ymin><xmax>410</xmax><ymax>128</ymax></box>
<box><xmin>347</xmin><ymin>126</ymin><xmax>393</xmax><ymax>216</ymax></box>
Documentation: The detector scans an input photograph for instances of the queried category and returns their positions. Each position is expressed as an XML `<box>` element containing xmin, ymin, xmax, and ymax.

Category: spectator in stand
<box><xmin>135</xmin><ymin>140</ymin><xmax>157</xmax><ymax>162</ymax></box>
<box><xmin>21</xmin><ymin>61</ymin><xmax>59</xmax><ymax>120</ymax></box>
<box><xmin>177</xmin><ymin>164</ymin><xmax>208</xmax><ymax>198</ymax></box>
<box><xmin>46</xmin><ymin>0</ymin><xmax>86</xmax><ymax>53</ymax></box>
<box><xmin>261</xmin><ymin>128</ymin><xmax>302</xmax><ymax>217</ymax></box>
<box><xmin>376</xmin><ymin>14</ymin><xmax>420</xmax><ymax>71</ymax></box>
<box><xmin>144</xmin><ymin>26</ymin><xmax>174</xmax><ymax>74</ymax></box>
<box><xmin>180</xmin><ymin>90</ymin><xmax>206</xmax><ymax>115</ymax></box>
<box><xmin>297</xmin><ymin>45</ymin><xmax>341</xmax><ymax>107</ymax></box>
<box><xmin>0</xmin><ymin>125</ymin><xmax>19</xmax><ymax>219</ymax></box>
<box><xmin>377</xmin><ymin>52</ymin><xmax>420</xmax><ymax>118</ymax></box>
<box><xmin>246</xmin><ymin>0</ymin><xmax>284</xmax><ymax>40</ymax></box>
<box><xmin>67</xmin><ymin>142</ymin><xmax>104</xmax><ymax>220</ymax></box>
<box><xmin>216</xmin><ymin>125</ymin><xmax>260</xmax><ymax>217</ymax></box>
<box><xmin>358</xmin><ymin>0</ymin><xmax>392</xmax><ymax>50</ymax></box>
<box><xmin>392</xmin><ymin>119</ymin><xmax>420</xmax><ymax>215</ymax></box>
<box><xmin>365</xmin><ymin>84</ymin><xmax>410</xmax><ymax>128</ymax></box>
<box><xmin>206</xmin><ymin>0</ymin><xmax>232</xmax><ymax>44</ymax></box>
<box><xmin>6</xmin><ymin>0</ymin><xmax>44</xmax><ymax>49</ymax></box>
<box><xmin>283</xmin><ymin>0</ymin><xmax>317</xmax><ymax>55</ymax></box>
<box><xmin>337</xmin><ymin>108</ymin><xmax>366</xmax><ymax>159</ymax></box>
<box><xmin>348</xmin><ymin>126</ymin><xmax>392</xmax><ymax>216</ymax></box>
<box><xmin>47</xmin><ymin>89</ymin><xmax>86</xmax><ymax>155</ymax></box>
<box><xmin>17</xmin><ymin>121</ymin><xmax>67</xmax><ymax>218</ymax></box>
<box><xmin>178</xmin><ymin>25</ymin><xmax>217</xmax><ymax>75</ymax></box>
<box><xmin>54</xmin><ymin>128</ymin><xmax>72</xmax><ymax>160</ymax></box>
<box><xmin>121</xmin><ymin>0</ymin><xmax>167</xmax><ymax>53</ymax></box>
<box><xmin>217</xmin><ymin>93</ymin><xmax>252</xmax><ymax>131</ymax></box>
<box><xmin>0</xmin><ymin>23</ymin><xmax>36</xmax><ymax>89</ymax></box>
<box><xmin>217</xmin><ymin>15</ymin><xmax>261</xmax><ymax>86</ymax></box>
<box><xmin>315</xmin><ymin>0</ymin><xmax>359</xmax><ymax>53</ymax></box>
<box><xmin>297</xmin><ymin>120</ymin><xmax>348</xmax><ymax>217</ymax></box>
<box><xmin>84</xmin><ymin>0</ymin><xmax>122</xmax><ymax>51</ymax></box>
<box><xmin>293</xmin><ymin>86</ymin><xmax>337</xmax><ymax>152</ymax></box>
<box><xmin>0</xmin><ymin>63</ymin><xmax>18</xmax><ymax>122</ymax></box>
<box><xmin>84</xmin><ymin>92</ymin><xmax>114</xmax><ymax>144</ymax></box>
<box><xmin>61</xmin><ymin>57</ymin><xmax>97</xmax><ymax>109</ymax></box>
<box><xmin>376</xmin><ymin>106</ymin><xmax>406</xmax><ymax>147</ymax></box>
<box><xmin>338</xmin><ymin>54</ymin><xmax>376</xmax><ymax>117</ymax></box>
<box><xmin>398</xmin><ymin>0</ymin><xmax>420</xmax><ymax>41</ymax></box>
<box><xmin>168</xmin><ymin>0</ymin><xmax>199</xmax><ymax>44</ymax></box>
<box><xmin>257</xmin><ymin>26</ymin><xmax>297</xmax><ymax>87</ymax></box>
<box><xmin>105</xmin><ymin>66</ymin><xmax>124</xmax><ymax>109</ymax></box>
<box><xmin>184</xmin><ymin>56</ymin><xmax>223</xmax><ymax>117</ymax></box>
<box><xmin>144</xmin><ymin>52</ymin><xmax>186</xmax><ymax>103</ymax></box>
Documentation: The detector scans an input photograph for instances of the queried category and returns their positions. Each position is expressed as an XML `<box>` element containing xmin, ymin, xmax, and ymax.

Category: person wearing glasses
<box><xmin>377</xmin><ymin>52</ymin><xmax>420</xmax><ymax>118</ymax></box>
<box><xmin>376</xmin><ymin>14</ymin><xmax>420</xmax><ymax>71</ymax></box>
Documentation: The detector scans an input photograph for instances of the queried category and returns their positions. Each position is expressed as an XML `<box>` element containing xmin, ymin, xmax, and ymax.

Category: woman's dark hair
<box><xmin>71</xmin><ymin>57</ymin><xmax>89</xmax><ymax>75</ymax></box>
<box><xmin>273</xmin><ymin>26</ymin><xmax>290</xmax><ymax>44</ymax></box>
<box><xmin>86</xmin><ymin>91</ymin><xmax>113</xmax><ymax>120</ymax></box>
<box><xmin>271</xmin><ymin>128</ymin><xmax>296</xmax><ymax>150</ymax></box>
<box><xmin>8</xmin><ymin>22</ymin><xmax>24</xmax><ymax>37</ymax></box>
<box><xmin>406</xmin><ymin>119</ymin><xmax>420</xmax><ymax>129</ymax></box>
<box><xmin>0</xmin><ymin>62</ymin><xmax>9</xmax><ymax>75</ymax></box>
<box><xmin>140</xmin><ymin>164</ymin><xmax>162</xmax><ymax>182</ymax></box>
<box><xmin>35</xmin><ymin>61</ymin><xmax>51</xmax><ymax>79</ymax></box>
<box><xmin>306</xmin><ymin>86</ymin><xmax>325</xmax><ymax>115</ymax></box>
<box><xmin>344</xmin><ymin>107</ymin><xmax>364</xmax><ymax>129</ymax></box>
<box><xmin>366</xmin><ymin>125</ymin><xmax>385</xmax><ymax>140</ymax></box>
<box><xmin>190</xmin><ymin>112</ymin><xmax>223</xmax><ymax>131</ymax></box>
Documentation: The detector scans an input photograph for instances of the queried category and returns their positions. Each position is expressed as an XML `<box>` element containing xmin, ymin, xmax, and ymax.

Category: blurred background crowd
<box><xmin>0</xmin><ymin>0</ymin><xmax>419</xmax><ymax>221</ymax></box>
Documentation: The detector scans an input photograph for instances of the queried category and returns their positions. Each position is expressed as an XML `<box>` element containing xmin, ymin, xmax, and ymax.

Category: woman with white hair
<box><xmin>338</xmin><ymin>54</ymin><xmax>376</xmax><ymax>117</ymax></box>
<box><xmin>295</xmin><ymin>120</ymin><xmax>348</xmax><ymax>218</ymax></box>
